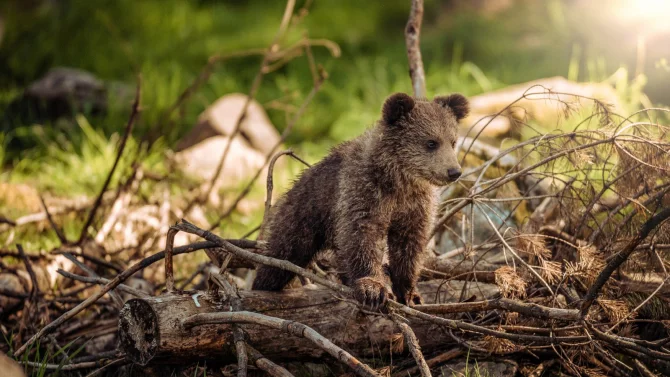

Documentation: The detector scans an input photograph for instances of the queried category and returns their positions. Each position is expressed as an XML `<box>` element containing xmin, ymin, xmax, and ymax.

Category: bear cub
<box><xmin>252</xmin><ymin>92</ymin><xmax>469</xmax><ymax>308</ymax></box>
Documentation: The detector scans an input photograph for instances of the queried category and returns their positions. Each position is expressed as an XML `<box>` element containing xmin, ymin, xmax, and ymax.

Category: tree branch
<box><xmin>405</xmin><ymin>0</ymin><xmax>426</xmax><ymax>98</ymax></box>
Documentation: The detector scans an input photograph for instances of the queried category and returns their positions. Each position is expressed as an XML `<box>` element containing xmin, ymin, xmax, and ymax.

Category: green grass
<box><xmin>445</xmin><ymin>349</ymin><xmax>490</xmax><ymax>377</ymax></box>
<box><xmin>3</xmin><ymin>333</ymin><xmax>86</xmax><ymax>377</ymax></box>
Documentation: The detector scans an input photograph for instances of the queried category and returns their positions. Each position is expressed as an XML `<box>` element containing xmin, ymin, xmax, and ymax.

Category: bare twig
<box><xmin>211</xmin><ymin>272</ymin><xmax>248</xmax><ymax>377</ymax></box>
<box><xmin>83</xmin><ymin>358</ymin><xmax>129</xmax><ymax>377</ymax></box>
<box><xmin>77</xmin><ymin>78</ymin><xmax>141</xmax><ymax>244</ymax></box>
<box><xmin>414</xmin><ymin>298</ymin><xmax>578</xmax><ymax>320</ymax></box>
<box><xmin>260</xmin><ymin>149</ymin><xmax>311</xmax><ymax>238</ymax></box>
<box><xmin>19</xmin><ymin>358</ymin><xmax>126</xmax><ymax>371</ymax></box>
<box><xmin>392</xmin><ymin>349</ymin><xmax>462</xmax><ymax>377</ymax></box>
<box><xmin>392</xmin><ymin>316</ymin><xmax>432</xmax><ymax>377</ymax></box>
<box><xmin>164</xmin><ymin>226</ymin><xmax>178</xmax><ymax>293</ymax></box>
<box><xmin>16</xmin><ymin>244</ymin><xmax>37</xmax><ymax>302</ymax></box>
<box><xmin>57</xmin><ymin>269</ymin><xmax>150</xmax><ymax>299</ymax></box>
<box><xmin>635</xmin><ymin>359</ymin><xmax>659</xmax><ymax>377</ymax></box>
<box><xmin>175</xmin><ymin>220</ymin><xmax>347</xmax><ymax>293</ymax></box>
<box><xmin>149</xmin><ymin>49</ymin><xmax>265</xmax><ymax>143</ymax></box>
<box><xmin>60</xmin><ymin>252</ymin><xmax>124</xmax><ymax>307</ymax></box>
<box><xmin>40</xmin><ymin>195</ymin><xmax>67</xmax><ymax>244</ymax></box>
<box><xmin>585</xmin><ymin>321</ymin><xmax>670</xmax><ymax>361</ymax></box>
<box><xmin>581</xmin><ymin>208</ymin><xmax>670</xmax><ymax>316</ymax></box>
<box><xmin>52</xmin><ymin>249</ymin><xmax>123</xmax><ymax>273</ymax></box>
<box><xmin>246</xmin><ymin>345</ymin><xmax>295</xmax><ymax>377</ymax></box>
<box><xmin>392</xmin><ymin>302</ymin><xmax>587</xmax><ymax>345</ymax></box>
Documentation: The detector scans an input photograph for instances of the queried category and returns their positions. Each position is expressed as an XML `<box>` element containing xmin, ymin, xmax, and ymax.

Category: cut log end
<box><xmin>118</xmin><ymin>298</ymin><xmax>159</xmax><ymax>365</ymax></box>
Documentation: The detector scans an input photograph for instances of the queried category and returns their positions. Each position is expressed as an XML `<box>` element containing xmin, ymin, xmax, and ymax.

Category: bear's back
<box><xmin>266</xmin><ymin>137</ymin><xmax>366</xmax><ymax>251</ymax></box>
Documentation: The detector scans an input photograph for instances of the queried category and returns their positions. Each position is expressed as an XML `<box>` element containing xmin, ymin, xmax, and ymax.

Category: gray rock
<box><xmin>3</xmin><ymin>67</ymin><xmax>108</xmax><ymax>131</ymax></box>
<box><xmin>24</xmin><ymin>67</ymin><xmax>107</xmax><ymax>116</ymax></box>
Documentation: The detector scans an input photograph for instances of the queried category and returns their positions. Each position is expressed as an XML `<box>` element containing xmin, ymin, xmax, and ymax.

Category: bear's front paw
<box><xmin>353</xmin><ymin>277</ymin><xmax>391</xmax><ymax>310</ymax></box>
<box><xmin>396</xmin><ymin>287</ymin><xmax>423</xmax><ymax>307</ymax></box>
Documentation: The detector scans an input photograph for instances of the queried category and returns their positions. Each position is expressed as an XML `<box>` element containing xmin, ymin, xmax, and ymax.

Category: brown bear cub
<box><xmin>252</xmin><ymin>92</ymin><xmax>469</xmax><ymax>308</ymax></box>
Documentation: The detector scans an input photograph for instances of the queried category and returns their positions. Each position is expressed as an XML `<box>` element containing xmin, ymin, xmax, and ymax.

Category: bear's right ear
<box><xmin>382</xmin><ymin>93</ymin><xmax>415</xmax><ymax>125</ymax></box>
<box><xmin>434</xmin><ymin>93</ymin><xmax>469</xmax><ymax>121</ymax></box>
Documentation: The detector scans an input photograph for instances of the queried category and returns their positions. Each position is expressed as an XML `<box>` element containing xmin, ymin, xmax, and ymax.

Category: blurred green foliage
<box><xmin>0</xmin><ymin>0</ymin><xmax>574</xmax><ymax>153</ymax></box>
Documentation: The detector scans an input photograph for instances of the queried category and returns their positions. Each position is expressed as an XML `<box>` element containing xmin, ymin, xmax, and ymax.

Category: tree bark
<box><xmin>118</xmin><ymin>280</ymin><xmax>498</xmax><ymax>365</ymax></box>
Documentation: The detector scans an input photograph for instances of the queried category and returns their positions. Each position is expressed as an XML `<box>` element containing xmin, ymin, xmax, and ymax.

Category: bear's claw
<box><xmin>353</xmin><ymin>277</ymin><xmax>390</xmax><ymax>310</ymax></box>
<box><xmin>396</xmin><ymin>288</ymin><xmax>423</xmax><ymax>307</ymax></box>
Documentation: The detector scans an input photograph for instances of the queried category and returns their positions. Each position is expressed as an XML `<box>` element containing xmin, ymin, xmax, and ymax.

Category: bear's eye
<box><xmin>451</xmin><ymin>140</ymin><xmax>457</xmax><ymax>149</ymax></box>
<box><xmin>426</xmin><ymin>140</ymin><xmax>439</xmax><ymax>150</ymax></box>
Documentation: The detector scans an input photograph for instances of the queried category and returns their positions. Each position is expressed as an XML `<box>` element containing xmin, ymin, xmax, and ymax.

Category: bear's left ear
<box><xmin>382</xmin><ymin>93</ymin><xmax>415</xmax><ymax>125</ymax></box>
<box><xmin>434</xmin><ymin>94</ymin><xmax>470</xmax><ymax>121</ymax></box>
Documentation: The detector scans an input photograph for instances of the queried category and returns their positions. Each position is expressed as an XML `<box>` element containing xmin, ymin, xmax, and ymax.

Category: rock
<box><xmin>176</xmin><ymin>93</ymin><xmax>281</xmax><ymax>155</ymax></box>
<box><xmin>462</xmin><ymin>76</ymin><xmax>626</xmax><ymax>139</ymax></box>
<box><xmin>0</xmin><ymin>352</ymin><xmax>25</xmax><ymax>377</ymax></box>
<box><xmin>0</xmin><ymin>265</ymin><xmax>52</xmax><ymax>316</ymax></box>
<box><xmin>173</xmin><ymin>93</ymin><xmax>281</xmax><ymax>206</ymax></box>
<box><xmin>441</xmin><ymin>359</ymin><xmax>518</xmax><ymax>377</ymax></box>
<box><xmin>2</xmin><ymin>67</ymin><xmax>110</xmax><ymax>136</ymax></box>
<box><xmin>173</xmin><ymin>135</ymin><xmax>267</xmax><ymax>205</ymax></box>
<box><xmin>460</xmin><ymin>114</ymin><xmax>511</xmax><ymax>139</ymax></box>
<box><xmin>0</xmin><ymin>274</ymin><xmax>24</xmax><ymax>316</ymax></box>
<box><xmin>21</xmin><ymin>68</ymin><xmax>106</xmax><ymax>122</ymax></box>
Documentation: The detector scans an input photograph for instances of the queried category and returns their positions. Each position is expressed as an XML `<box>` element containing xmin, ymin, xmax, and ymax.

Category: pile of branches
<box><xmin>2</xmin><ymin>1</ymin><xmax>670</xmax><ymax>376</ymax></box>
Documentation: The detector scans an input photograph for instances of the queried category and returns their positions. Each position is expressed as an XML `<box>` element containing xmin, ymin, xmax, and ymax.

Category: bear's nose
<box><xmin>447</xmin><ymin>168</ymin><xmax>461</xmax><ymax>180</ymax></box>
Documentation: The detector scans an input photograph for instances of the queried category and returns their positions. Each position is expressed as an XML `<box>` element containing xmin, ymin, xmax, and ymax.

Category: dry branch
<box><xmin>211</xmin><ymin>272</ymin><xmax>248</xmax><ymax>377</ymax></box>
<box><xmin>414</xmin><ymin>298</ymin><xmax>578</xmax><ymax>320</ymax></box>
<box><xmin>581</xmin><ymin>208</ymin><xmax>670</xmax><ymax>316</ymax></box>
<box><xmin>393</xmin><ymin>317</ymin><xmax>432</xmax><ymax>377</ymax></box>
<box><xmin>246</xmin><ymin>345</ymin><xmax>295</xmax><ymax>377</ymax></box>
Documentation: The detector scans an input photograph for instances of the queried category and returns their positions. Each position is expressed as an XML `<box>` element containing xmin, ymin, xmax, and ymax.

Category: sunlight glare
<box><xmin>615</xmin><ymin>0</ymin><xmax>670</xmax><ymax>34</ymax></box>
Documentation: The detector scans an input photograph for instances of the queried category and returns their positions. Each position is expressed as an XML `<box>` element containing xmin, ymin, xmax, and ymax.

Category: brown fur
<box><xmin>252</xmin><ymin>92</ymin><xmax>469</xmax><ymax>308</ymax></box>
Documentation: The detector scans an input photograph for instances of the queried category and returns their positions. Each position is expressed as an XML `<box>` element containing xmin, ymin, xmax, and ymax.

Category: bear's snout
<box><xmin>447</xmin><ymin>168</ymin><xmax>462</xmax><ymax>181</ymax></box>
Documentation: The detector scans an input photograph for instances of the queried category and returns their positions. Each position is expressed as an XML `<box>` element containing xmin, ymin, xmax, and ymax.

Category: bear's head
<box><xmin>380</xmin><ymin>92</ymin><xmax>469</xmax><ymax>186</ymax></box>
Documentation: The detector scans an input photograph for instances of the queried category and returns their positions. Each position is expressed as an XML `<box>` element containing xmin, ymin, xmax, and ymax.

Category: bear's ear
<box><xmin>434</xmin><ymin>94</ymin><xmax>470</xmax><ymax>121</ymax></box>
<box><xmin>382</xmin><ymin>93</ymin><xmax>415</xmax><ymax>125</ymax></box>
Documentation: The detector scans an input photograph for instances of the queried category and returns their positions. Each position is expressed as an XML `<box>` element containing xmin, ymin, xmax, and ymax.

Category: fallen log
<box><xmin>118</xmin><ymin>279</ymin><xmax>498</xmax><ymax>365</ymax></box>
